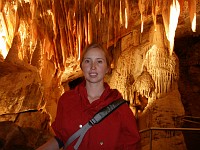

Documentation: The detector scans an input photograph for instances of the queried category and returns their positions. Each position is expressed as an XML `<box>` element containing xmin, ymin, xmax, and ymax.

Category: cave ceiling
<box><xmin>0</xmin><ymin>0</ymin><xmax>200</xmax><ymax>82</ymax></box>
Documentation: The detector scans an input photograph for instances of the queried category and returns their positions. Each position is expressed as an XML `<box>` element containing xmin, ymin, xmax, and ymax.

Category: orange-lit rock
<box><xmin>0</xmin><ymin>0</ymin><xmax>199</xmax><ymax>149</ymax></box>
<box><xmin>0</xmin><ymin>62</ymin><xmax>44</xmax><ymax>115</ymax></box>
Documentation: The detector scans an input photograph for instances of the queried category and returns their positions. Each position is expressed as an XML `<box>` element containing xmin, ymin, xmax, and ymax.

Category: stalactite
<box><xmin>179</xmin><ymin>0</ymin><xmax>184</xmax><ymax>12</ymax></box>
<box><xmin>0</xmin><ymin>0</ymin><xmax>3</xmax><ymax>12</ymax></box>
<box><xmin>77</xmin><ymin>0</ymin><xmax>84</xmax><ymax>60</ymax></box>
<box><xmin>138</xmin><ymin>0</ymin><xmax>143</xmax><ymax>33</ymax></box>
<box><xmin>60</xmin><ymin>25</ymin><xmax>68</xmax><ymax>59</ymax></box>
<box><xmin>83</xmin><ymin>11</ymin><xmax>88</xmax><ymax>46</ymax></box>
<box><xmin>124</xmin><ymin>0</ymin><xmax>129</xmax><ymax>29</ymax></box>
<box><xmin>60</xmin><ymin>1</ymin><xmax>69</xmax><ymax>60</ymax></box>
<box><xmin>102</xmin><ymin>0</ymin><xmax>106</xmax><ymax>18</ymax></box>
<box><xmin>68</xmin><ymin>0</ymin><xmax>75</xmax><ymax>57</ymax></box>
<box><xmin>78</xmin><ymin>19</ymin><xmax>82</xmax><ymax>60</ymax></box>
<box><xmin>152</xmin><ymin>0</ymin><xmax>159</xmax><ymax>31</ymax></box>
<box><xmin>30</xmin><ymin>0</ymin><xmax>38</xmax><ymax>43</ymax></box>
<box><xmin>188</xmin><ymin>0</ymin><xmax>196</xmax><ymax>32</ymax></box>
<box><xmin>107</xmin><ymin>0</ymin><xmax>112</xmax><ymax>48</ymax></box>
<box><xmin>162</xmin><ymin>0</ymin><xmax>180</xmax><ymax>56</ymax></box>
<box><xmin>88</xmin><ymin>12</ymin><xmax>92</xmax><ymax>44</ymax></box>
<box><xmin>120</xmin><ymin>0</ymin><xmax>123</xmax><ymax>26</ymax></box>
<box><xmin>98</xmin><ymin>1</ymin><xmax>101</xmax><ymax>21</ymax></box>
<box><xmin>138</xmin><ymin>0</ymin><xmax>150</xmax><ymax>33</ymax></box>
<box><xmin>0</xmin><ymin>11</ymin><xmax>9</xmax><ymax>48</ymax></box>
<box><xmin>169</xmin><ymin>0</ymin><xmax>180</xmax><ymax>55</ymax></box>
<box><xmin>1</xmin><ymin>0</ymin><xmax>198</xmax><ymax>89</ymax></box>
<box><xmin>31</xmin><ymin>39</ymin><xmax>42</xmax><ymax>70</ymax></box>
<box><xmin>113</xmin><ymin>0</ymin><xmax>119</xmax><ymax>47</ymax></box>
<box><xmin>66</xmin><ymin>10</ymin><xmax>74</xmax><ymax>56</ymax></box>
<box><xmin>52</xmin><ymin>0</ymin><xmax>66</xmax><ymax>70</ymax></box>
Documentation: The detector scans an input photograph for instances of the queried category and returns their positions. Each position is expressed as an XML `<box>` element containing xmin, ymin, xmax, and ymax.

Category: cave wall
<box><xmin>174</xmin><ymin>36</ymin><xmax>200</xmax><ymax>150</ymax></box>
<box><xmin>0</xmin><ymin>0</ymin><xmax>200</xmax><ymax>149</ymax></box>
<box><xmin>108</xmin><ymin>24</ymin><xmax>186</xmax><ymax>150</ymax></box>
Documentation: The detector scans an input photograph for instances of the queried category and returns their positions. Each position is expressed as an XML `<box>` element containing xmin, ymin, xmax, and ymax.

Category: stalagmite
<box><xmin>133</xmin><ymin>67</ymin><xmax>155</xmax><ymax>98</ymax></box>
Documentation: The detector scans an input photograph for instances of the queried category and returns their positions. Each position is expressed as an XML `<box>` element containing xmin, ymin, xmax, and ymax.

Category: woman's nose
<box><xmin>91</xmin><ymin>62</ymin><xmax>96</xmax><ymax>69</ymax></box>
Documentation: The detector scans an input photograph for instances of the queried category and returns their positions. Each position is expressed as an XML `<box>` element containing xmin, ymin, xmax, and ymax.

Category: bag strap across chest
<box><xmin>64</xmin><ymin>98</ymin><xmax>127</xmax><ymax>150</ymax></box>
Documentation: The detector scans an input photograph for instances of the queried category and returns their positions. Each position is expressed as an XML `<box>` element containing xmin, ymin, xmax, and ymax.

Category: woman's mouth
<box><xmin>89</xmin><ymin>72</ymin><xmax>98</xmax><ymax>77</ymax></box>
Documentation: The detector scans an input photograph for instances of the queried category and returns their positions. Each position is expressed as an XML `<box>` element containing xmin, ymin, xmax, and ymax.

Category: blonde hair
<box><xmin>80</xmin><ymin>43</ymin><xmax>112</xmax><ymax>70</ymax></box>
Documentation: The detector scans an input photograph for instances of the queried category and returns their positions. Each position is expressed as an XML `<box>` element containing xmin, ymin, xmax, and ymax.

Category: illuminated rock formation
<box><xmin>0</xmin><ymin>0</ymin><xmax>199</xmax><ymax>149</ymax></box>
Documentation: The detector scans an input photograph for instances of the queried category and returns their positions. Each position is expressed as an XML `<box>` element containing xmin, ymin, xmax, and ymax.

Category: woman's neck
<box><xmin>86</xmin><ymin>82</ymin><xmax>105</xmax><ymax>103</ymax></box>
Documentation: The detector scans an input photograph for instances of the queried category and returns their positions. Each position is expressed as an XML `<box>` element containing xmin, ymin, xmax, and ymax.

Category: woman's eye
<box><xmin>84</xmin><ymin>59</ymin><xmax>90</xmax><ymax>63</ymax></box>
<box><xmin>97</xmin><ymin>60</ymin><xmax>103</xmax><ymax>64</ymax></box>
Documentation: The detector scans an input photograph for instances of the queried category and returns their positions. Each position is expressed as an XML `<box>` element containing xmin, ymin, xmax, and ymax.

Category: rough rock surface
<box><xmin>0</xmin><ymin>0</ymin><xmax>199</xmax><ymax>149</ymax></box>
<box><xmin>0</xmin><ymin>62</ymin><xmax>44</xmax><ymax>115</ymax></box>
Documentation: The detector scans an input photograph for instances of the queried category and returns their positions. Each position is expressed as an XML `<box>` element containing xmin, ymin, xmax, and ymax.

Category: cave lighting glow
<box><xmin>141</xmin><ymin>15</ymin><xmax>144</xmax><ymax>33</ymax></box>
<box><xmin>0</xmin><ymin>30</ymin><xmax>8</xmax><ymax>59</ymax></box>
<box><xmin>78</xmin><ymin>34</ymin><xmax>81</xmax><ymax>60</ymax></box>
<box><xmin>192</xmin><ymin>13</ymin><xmax>196</xmax><ymax>32</ymax></box>
<box><xmin>120</xmin><ymin>0</ymin><xmax>123</xmax><ymax>26</ymax></box>
<box><xmin>125</xmin><ymin>8</ymin><xmax>128</xmax><ymax>29</ymax></box>
<box><xmin>168</xmin><ymin>0</ymin><xmax>180</xmax><ymax>55</ymax></box>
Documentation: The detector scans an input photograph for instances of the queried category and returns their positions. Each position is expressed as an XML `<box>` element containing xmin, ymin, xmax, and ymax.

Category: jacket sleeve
<box><xmin>117</xmin><ymin>104</ymin><xmax>141</xmax><ymax>150</ymax></box>
<box><xmin>51</xmin><ymin>93</ymin><xmax>65</xmax><ymax>143</ymax></box>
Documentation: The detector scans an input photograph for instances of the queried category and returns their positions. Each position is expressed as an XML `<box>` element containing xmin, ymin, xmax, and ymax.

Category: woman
<box><xmin>37</xmin><ymin>43</ymin><xmax>140</xmax><ymax>150</ymax></box>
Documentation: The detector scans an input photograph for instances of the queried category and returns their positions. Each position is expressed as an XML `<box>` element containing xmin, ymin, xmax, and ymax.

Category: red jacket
<box><xmin>52</xmin><ymin>81</ymin><xmax>140</xmax><ymax>150</ymax></box>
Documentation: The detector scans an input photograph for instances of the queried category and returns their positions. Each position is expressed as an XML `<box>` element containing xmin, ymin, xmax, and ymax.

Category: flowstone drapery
<box><xmin>109</xmin><ymin>23</ymin><xmax>185</xmax><ymax>150</ymax></box>
<box><xmin>144</xmin><ymin>45</ymin><xmax>178</xmax><ymax>98</ymax></box>
<box><xmin>109</xmin><ymin>23</ymin><xmax>180</xmax><ymax>108</ymax></box>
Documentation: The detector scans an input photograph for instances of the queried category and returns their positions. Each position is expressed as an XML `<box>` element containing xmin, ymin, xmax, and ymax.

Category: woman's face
<box><xmin>81</xmin><ymin>47</ymin><xmax>109</xmax><ymax>84</ymax></box>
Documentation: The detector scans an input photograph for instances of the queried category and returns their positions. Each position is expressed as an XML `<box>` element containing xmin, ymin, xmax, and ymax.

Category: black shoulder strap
<box><xmin>64</xmin><ymin>98</ymin><xmax>127</xmax><ymax>150</ymax></box>
<box><xmin>89</xmin><ymin>98</ymin><xmax>126</xmax><ymax>125</ymax></box>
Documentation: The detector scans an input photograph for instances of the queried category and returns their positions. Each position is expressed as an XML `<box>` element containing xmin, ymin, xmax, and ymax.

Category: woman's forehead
<box><xmin>84</xmin><ymin>47</ymin><xmax>105</xmax><ymax>57</ymax></box>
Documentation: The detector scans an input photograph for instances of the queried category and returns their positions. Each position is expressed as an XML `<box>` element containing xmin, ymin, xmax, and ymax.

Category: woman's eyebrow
<box><xmin>84</xmin><ymin>57</ymin><xmax>105</xmax><ymax>60</ymax></box>
<box><xmin>96</xmin><ymin>58</ymin><xmax>105</xmax><ymax>60</ymax></box>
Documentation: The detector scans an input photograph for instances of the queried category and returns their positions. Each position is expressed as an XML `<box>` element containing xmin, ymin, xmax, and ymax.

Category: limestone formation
<box><xmin>0</xmin><ymin>0</ymin><xmax>199</xmax><ymax>149</ymax></box>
